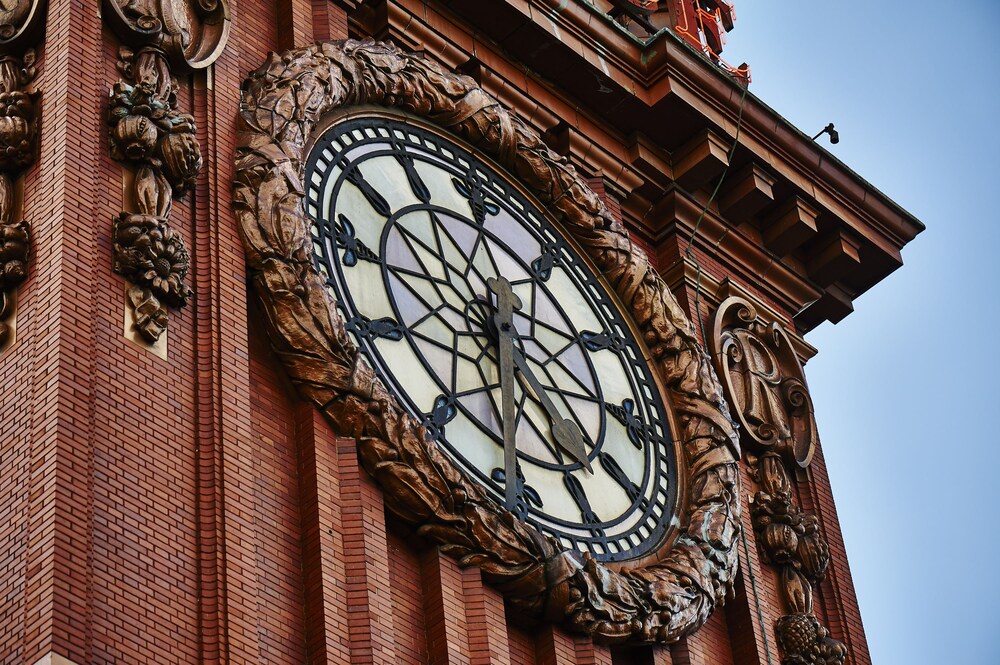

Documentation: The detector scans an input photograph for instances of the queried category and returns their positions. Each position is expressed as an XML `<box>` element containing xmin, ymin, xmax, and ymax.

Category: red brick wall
<box><xmin>508</xmin><ymin>624</ymin><xmax>537</xmax><ymax>665</ymax></box>
<box><xmin>0</xmin><ymin>1</ymin><xmax>872</xmax><ymax>663</ymax></box>
<box><xmin>389</xmin><ymin>530</ymin><xmax>429</xmax><ymax>664</ymax></box>
<box><xmin>248</xmin><ymin>317</ymin><xmax>309</xmax><ymax>661</ymax></box>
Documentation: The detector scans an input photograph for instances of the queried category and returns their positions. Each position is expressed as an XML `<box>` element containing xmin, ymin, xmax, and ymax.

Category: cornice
<box><xmin>650</xmin><ymin>189</ymin><xmax>824</xmax><ymax>322</ymax></box>
<box><xmin>410</xmin><ymin>1</ymin><xmax>923</xmax><ymax>251</ymax></box>
<box><xmin>354</xmin><ymin>0</ymin><xmax>923</xmax><ymax>333</ymax></box>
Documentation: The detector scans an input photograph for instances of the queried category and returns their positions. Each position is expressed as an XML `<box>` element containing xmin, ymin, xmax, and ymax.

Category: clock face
<box><xmin>304</xmin><ymin>114</ymin><xmax>677</xmax><ymax>562</ymax></box>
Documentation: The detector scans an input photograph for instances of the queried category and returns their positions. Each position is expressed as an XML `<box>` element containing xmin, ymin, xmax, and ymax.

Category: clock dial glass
<box><xmin>304</xmin><ymin>114</ymin><xmax>677</xmax><ymax>562</ymax></box>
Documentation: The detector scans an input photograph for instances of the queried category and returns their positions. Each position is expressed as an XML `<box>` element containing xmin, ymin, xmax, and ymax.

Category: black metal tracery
<box><xmin>304</xmin><ymin>116</ymin><xmax>677</xmax><ymax>562</ymax></box>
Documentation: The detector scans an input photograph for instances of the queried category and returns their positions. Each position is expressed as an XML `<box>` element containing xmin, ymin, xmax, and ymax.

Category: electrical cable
<box><xmin>741</xmin><ymin>515</ymin><xmax>776</xmax><ymax>665</ymax></box>
<box><xmin>681</xmin><ymin>74</ymin><xmax>777</xmax><ymax>662</ymax></box>
<box><xmin>684</xmin><ymin>78</ymin><xmax>749</xmax><ymax>344</ymax></box>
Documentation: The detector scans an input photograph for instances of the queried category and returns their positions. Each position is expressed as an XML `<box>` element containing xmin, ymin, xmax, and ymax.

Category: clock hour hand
<box><xmin>510</xmin><ymin>348</ymin><xmax>593</xmax><ymax>473</ymax></box>
<box><xmin>488</xmin><ymin>276</ymin><xmax>593</xmax><ymax>474</ymax></box>
<box><xmin>487</xmin><ymin>276</ymin><xmax>522</xmax><ymax>513</ymax></box>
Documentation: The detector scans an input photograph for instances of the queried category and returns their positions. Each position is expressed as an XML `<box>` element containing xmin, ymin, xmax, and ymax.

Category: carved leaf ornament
<box><xmin>234</xmin><ymin>40</ymin><xmax>742</xmax><ymax>644</ymax></box>
<box><xmin>0</xmin><ymin>49</ymin><xmax>37</xmax><ymax>351</ymax></box>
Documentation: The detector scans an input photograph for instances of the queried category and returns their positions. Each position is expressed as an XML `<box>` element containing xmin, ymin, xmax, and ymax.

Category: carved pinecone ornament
<box><xmin>776</xmin><ymin>613</ymin><xmax>849</xmax><ymax>665</ymax></box>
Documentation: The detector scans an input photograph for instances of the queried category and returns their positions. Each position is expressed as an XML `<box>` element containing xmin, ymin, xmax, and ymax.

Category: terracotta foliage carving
<box><xmin>110</xmin><ymin>47</ymin><xmax>196</xmax><ymax>342</ymax></box>
<box><xmin>0</xmin><ymin>49</ymin><xmax>37</xmax><ymax>350</ymax></box>
<box><xmin>750</xmin><ymin>452</ymin><xmax>845</xmax><ymax>665</ymax></box>
<box><xmin>234</xmin><ymin>40</ymin><xmax>742</xmax><ymax>645</ymax></box>
<box><xmin>709</xmin><ymin>295</ymin><xmax>818</xmax><ymax>468</ymax></box>
<box><xmin>709</xmin><ymin>297</ymin><xmax>844</xmax><ymax>663</ymax></box>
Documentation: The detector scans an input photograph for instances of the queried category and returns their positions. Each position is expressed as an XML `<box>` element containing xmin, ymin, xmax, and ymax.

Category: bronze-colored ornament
<box><xmin>780</xmin><ymin>566</ymin><xmax>812</xmax><ymax>615</ymax></box>
<box><xmin>775</xmin><ymin>613</ymin><xmax>849</xmax><ymax>665</ymax></box>
<box><xmin>796</xmin><ymin>517</ymin><xmax>831</xmax><ymax>585</ymax></box>
<box><xmin>0</xmin><ymin>216</ymin><xmax>27</xmax><ymax>346</ymax></box>
<box><xmin>234</xmin><ymin>40</ymin><xmax>742</xmax><ymax>645</ymax></box>
<box><xmin>111</xmin><ymin>113</ymin><xmax>159</xmax><ymax>161</ymax></box>
<box><xmin>102</xmin><ymin>0</ymin><xmax>229</xmax><ymax>71</ymax></box>
<box><xmin>0</xmin><ymin>49</ymin><xmax>37</xmax><ymax>353</ymax></box>
<box><xmin>113</xmin><ymin>212</ymin><xmax>192</xmax><ymax>307</ymax></box>
<box><xmin>110</xmin><ymin>47</ymin><xmax>196</xmax><ymax>343</ymax></box>
<box><xmin>748</xmin><ymin>451</ymin><xmax>844</xmax><ymax>663</ymax></box>
<box><xmin>709</xmin><ymin>296</ymin><xmax>818</xmax><ymax>468</ymax></box>
<box><xmin>158</xmin><ymin>127</ymin><xmax>201</xmax><ymax>197</ymax></box>
<box><xmin>0</xmin><ymin>0</ymin><xmax>45</xmax><ymax>52</ymax></box>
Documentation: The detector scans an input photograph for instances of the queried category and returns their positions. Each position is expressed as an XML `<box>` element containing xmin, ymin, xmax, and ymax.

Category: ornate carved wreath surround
<box><xmin>234</xmin><ymin>40</ymin><xmax>742</xmax><ymax>645</ymax></box>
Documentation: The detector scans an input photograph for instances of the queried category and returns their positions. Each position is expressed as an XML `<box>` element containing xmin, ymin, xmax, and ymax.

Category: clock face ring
<box><xmin>237</xmin><ymin>40</ymin><xmax>742</xmax><ymax>643</ymax></box>
<box><xmin>377</xmin><ymin>204</ymin><xmax>608</xmax><ymax>474</ymax></box>
<box><xmin>305</xmin><ymin>114</ymin><xmax>677</xmax><ymax>561</ymax></box>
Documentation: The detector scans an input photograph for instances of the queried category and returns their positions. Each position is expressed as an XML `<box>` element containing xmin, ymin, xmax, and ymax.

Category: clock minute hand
<box><xmin>510</xmin><ymin>348</ymin><xmax>594</xmax><ymax>473</ymax></box>
<box><xmin>487</xmin><ymin>277</ymin><xmax>522</xmax><ymax>513</ymax></box>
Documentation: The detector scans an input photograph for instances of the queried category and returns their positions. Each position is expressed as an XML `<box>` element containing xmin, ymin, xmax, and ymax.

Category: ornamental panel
<box><xmin>234</xmin><ymin>39</ymin><xmax>742</xmax><ymax>645</ymax></box>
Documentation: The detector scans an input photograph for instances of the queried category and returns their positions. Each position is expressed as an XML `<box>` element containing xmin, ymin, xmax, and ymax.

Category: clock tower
<box><xmin>0</xmin><ymin>1</ymin><xmax>921</xmax><ymax>664</ymax></box>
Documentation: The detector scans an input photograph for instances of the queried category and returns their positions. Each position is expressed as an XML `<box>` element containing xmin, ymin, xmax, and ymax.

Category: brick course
<box><xmin>0</xmin><ymin>1</ymin><xmax>879</xmax><ymax>662</ymax></box>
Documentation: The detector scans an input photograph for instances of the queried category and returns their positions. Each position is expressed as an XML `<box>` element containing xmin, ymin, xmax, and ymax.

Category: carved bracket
<box><xmin>234</xmin><ymin>40</ymin><xmax>742</xmax><ymax>645</ymax></box>
<box><xmin>110</xmin><ymin>47</ymin><xmax>197</xmax><ymax>342</ymax></box>
<box><xmin>0</xmin><ymin>49</ymin><xmax>38</xmax><ymax>352</ymax></box>
<box><xmin>709</xmin><ymin>295</ymin><xmax>818</xmax><ymax>468</ymax></box>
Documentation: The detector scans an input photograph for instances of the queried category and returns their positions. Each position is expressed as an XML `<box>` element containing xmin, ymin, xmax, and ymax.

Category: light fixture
<box><xmin>812</xmin><ymin>123</ymin><xmax>839</xmax><ymax>144</ymax></box>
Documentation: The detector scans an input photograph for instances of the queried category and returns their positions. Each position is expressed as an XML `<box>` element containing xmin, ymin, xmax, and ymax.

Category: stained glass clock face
<box><xmin>304</xmin><ymin>114</ymin><xmax>677</xmax><ymax>562</ymax></box>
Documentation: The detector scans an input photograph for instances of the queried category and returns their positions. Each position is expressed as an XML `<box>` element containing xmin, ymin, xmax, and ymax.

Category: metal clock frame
<box><xmin>235</xmin><ymin>40</ymin><xmax>741</xmax><ymax>645</ymax></box>
<box><xmin>304</xmin><ymin>113</ymin><xmax>678</xmax><ymax>562</ymax></box>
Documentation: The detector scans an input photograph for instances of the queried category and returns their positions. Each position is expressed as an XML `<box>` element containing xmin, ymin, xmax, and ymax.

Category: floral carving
<box><xmin>709</xmin><ymin>295</ymin><xmax>818</xmax><ymax>468</ymax></box>
<box><xmin>110</xmin><ymin>47</ymin><xmax>196</xmax><ymax>343</ymax></box>
<box><xmin>749</xmin><ymin>451</ymin><xmax>843</xmax><ymax>664</ymax></box>
<box><xmin>0</xmin><ymin>50</ymin><xmax>37</xmax><ymax>353</ymax></box>
<box><xmin>710</xmin><ymin>295</ymin><xmax>843</xmax><ymax>663</ymax></box>
<box><xmin>113</xmin><ymin>213</ymin><xmax>192</xmax><ymax>306</ymax></box>
<box><xmin>234</xmin><ymin>40</ymin><xmax>742</xmax><ymax>645</ymax></box>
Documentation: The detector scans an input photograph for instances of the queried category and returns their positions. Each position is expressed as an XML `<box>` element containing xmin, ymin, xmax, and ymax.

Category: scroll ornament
<box><xmin>709</xmin><ymin>295</ymin><xmax>818</xmax><ymax>469</ymax></box>
<box><xmin>110</xmin><ymin>47</ymin><xmax>196</xmax><ymax>342</ymax></box>
<box><xmin>0</xmin><ymin>0</ymin><xmax>45</xmax><ymax>52</ymax></box>
<box><xmin>234</xmin><ymin>40</ymin><xmax>742</xmax><ymax>645</ymax></box>
<box><xmin>102</xmin><ymin>0</ymin><xmax>230</xmax><ymax>71</ymax></box>
<box><xmin>0</xmin><ymin>50</ymin><xmax>37</xmax><ymax>349</ymax></box>
<box><xmin>708</xmin><ymin>297</ymin><xmax>844</xmax><ymax>663</ymax></box>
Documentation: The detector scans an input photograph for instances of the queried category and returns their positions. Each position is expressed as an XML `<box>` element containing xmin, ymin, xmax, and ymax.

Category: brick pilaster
<box><xmin>313</xmin><ymin>0</ymin><xmax>349</xmax><ymax>41</ymax></box>
<box><xmin>463</xmin><ymin>567</ymin><xmax>512</xmax><ymax>665</ymax></box>
<box><xmin>18</xmin><ymin>0</ymin><xmax>104</xmax><ymax>659</ymax></box>
<box><xmin>337</xmin><ymin>439</ymin><xmax>397</xmax><ymax>664</ymax></box>
<box><xmin>277</xmin><ymin>0</ymin><xmax>314</xmax><ymax>51</ymax></box>
<box><xmin>574</xmin><ymin>635</ymin><xmax>613</xmax><ymax>665</ymax></box>
<box><xmin>536</xmin><ymin>625</ymin><xmax>577</xmax><ymax>664</ymax></box>
<box><xmin>422</xmin><ymin>547</ymin><xmax>472</xmax><ymax>664</ymax></box>
<box><xmin>297</xmin><ymin>404</ymin><xmax>352</xmax><ymax>663</ymax></box>
<box><xmin>652</xmin><ymin>645</ymin><xmax>675</xmax><ymax>665</ymax></box>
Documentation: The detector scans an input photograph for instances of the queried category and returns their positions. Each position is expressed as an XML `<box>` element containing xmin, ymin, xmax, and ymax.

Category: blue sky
<box><xmin>717</xmin><ymin>1</ymin><xmax>1000</xmax><ymax>663</ymax></box>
